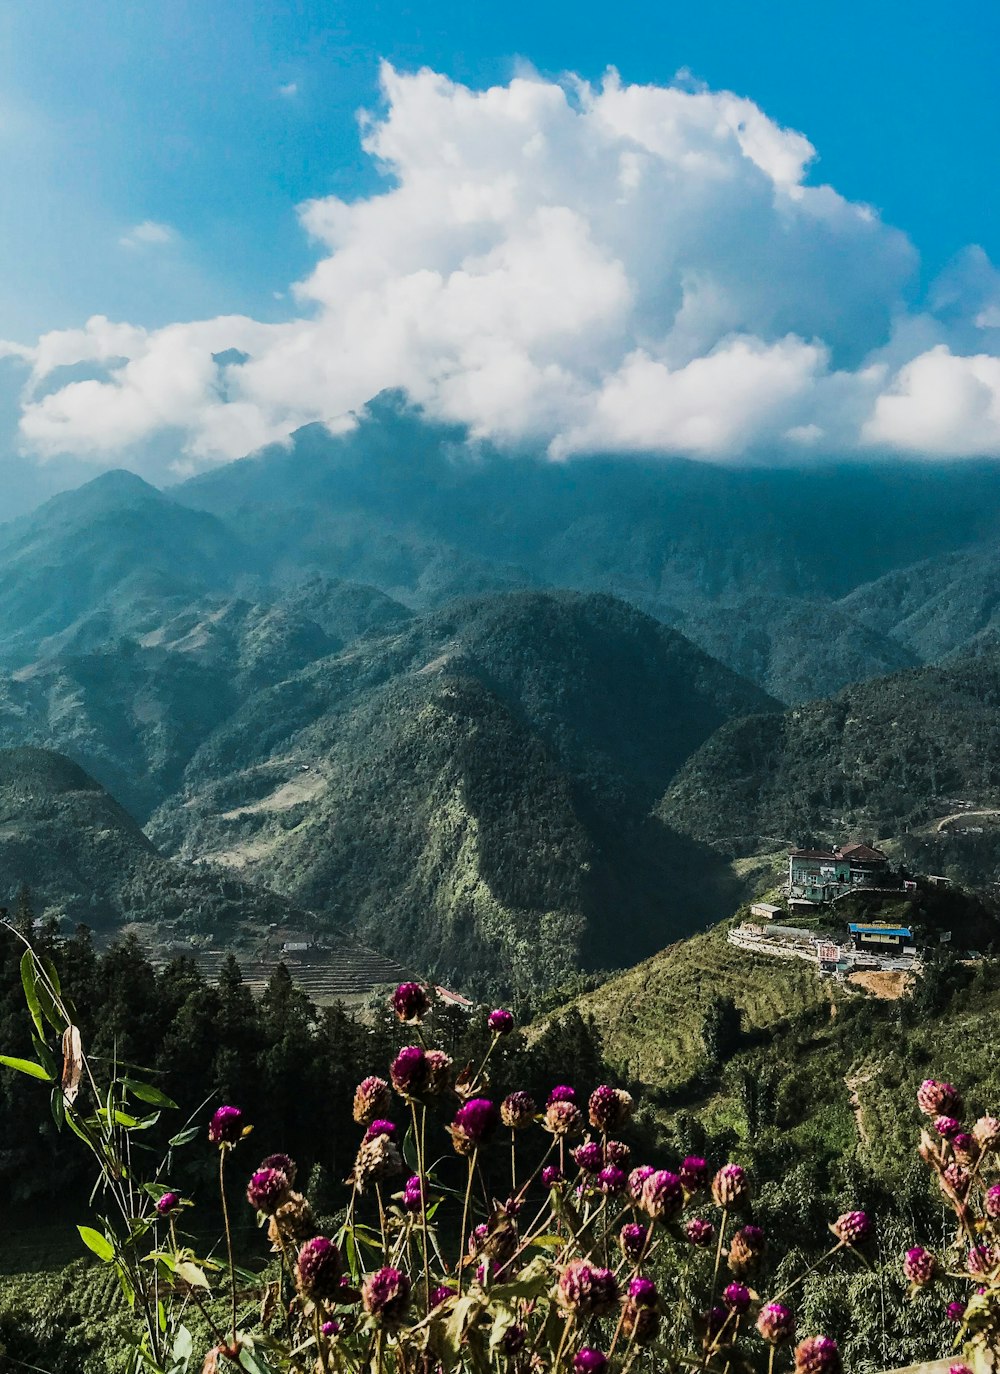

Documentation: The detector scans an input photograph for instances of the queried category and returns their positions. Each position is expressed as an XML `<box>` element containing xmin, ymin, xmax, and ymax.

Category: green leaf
<box><xmin>168</xmin><ymin>1125</ymin><xmax>200</xmax><ymax>1148</ymax></box>
<box><xmin>174</xmin><ymin>1259</ymin><xmax>210</xmax><ymax>1289</ymax></box>
<box><xmin>20</xmin><ymin>951</ymin><xmax>44</xmax><ymax>1038</ymax></box>
<box><xmin>0</xmin><ymin>1053</ymin><xmax>53</xmax><ymax>1081</ymax></box>
<box><xmin>123</xmin><ymin>1079</ymin><xmax>178</xmax><ymax>1109</ymax></box>
<box><xmin>40</xmin><ymin>954</ymin><xmax>61</xmax><ymax>996</ymax></box>
<box><xmin>32</xmin><ymin>1034</ymin><xmax>57</xmax><ymax>1080</ymax></box>
<box><xmin>49</xmin><ymin>1083</ymin><xmax>65</xmax><ymax>1130</ymax></box>
<box><xmin>78</xmin><ymin>1225</ymin><xmax>115</xmax><ymax>1262</ymax></box>
<box><xmin>171</xmin><ymin>1326</ymin><xmax>194</xmax><ymax>1364</ymax></box>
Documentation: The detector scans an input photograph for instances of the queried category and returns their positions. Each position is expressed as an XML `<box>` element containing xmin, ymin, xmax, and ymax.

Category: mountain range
<box><xmin>4</xmin><ymin>391</ymin><xmax>1000</xmax><ymax>988</ymax></box>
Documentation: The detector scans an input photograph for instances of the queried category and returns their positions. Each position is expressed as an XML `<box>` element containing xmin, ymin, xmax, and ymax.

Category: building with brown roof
<box><xmin>788</xmin><ymin>842</ymin><xmax>894</xmax><ymax>903</ymax></box>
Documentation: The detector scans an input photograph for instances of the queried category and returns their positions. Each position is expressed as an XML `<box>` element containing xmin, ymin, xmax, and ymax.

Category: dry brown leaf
<box><xmin>61</xmin><ymin>1024</ymin><xmax>83</xmax><ymax>1105</ymax></box>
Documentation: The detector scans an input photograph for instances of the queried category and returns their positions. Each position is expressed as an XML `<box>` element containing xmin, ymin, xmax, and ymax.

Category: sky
<box><xmin>1</xmin><ymin>0</ymin><xmax>999</xmax><ymax>512</ymax></box>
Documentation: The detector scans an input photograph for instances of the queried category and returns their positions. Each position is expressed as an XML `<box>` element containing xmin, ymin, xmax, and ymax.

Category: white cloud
<box><xmin>278</xmin><ymin>82</ymin><xmax>299</xmax><ymax>99</ymax></box>
<box><xmin>8</xmin><ymin>63</ymin><xmax>1000</xmax><ymax>472</ymax></box>
<box><xmin>119</xmin><ymin>220</ymin><xmax>177</xmax><ymax>249</ymax></box>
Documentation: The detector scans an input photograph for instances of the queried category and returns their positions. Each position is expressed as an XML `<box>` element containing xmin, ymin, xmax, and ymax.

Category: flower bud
<box><xmin>728</xmin><ymin>1224</ymin><xmax>766</xmax><ymax>1276</ymax></box>
<box><xmin>985</xmin><ymin>1183</ymin><xmax>1000</xmax><ymax>1219</ymax></box>
<box><xmin>588</xmin><ymin>1085</ymin><xmax>633</xmax><ymax>1133</ymax></box>
<box><xmin>448</xmin><ymin>1098</ymin><xmax>498</xmax><ymax>1154</ymax></box>
<box><xmin>547</xmin><ymin>1085</ymin><xmax>576</xmax><ymax>1105</ymax></box>
<box><xmin>488</xmin><ymin>1008</ymin><xmax>514</xmax><ymax>1035</ymax></box>
<box><xmin>402</xmin><ymin>1175</ymin><xmax>424</xmax><ymax>1213</ymax></box>
<box><xmin>628</xmin><ymin>1166</ymin><xmax>655</xmax><ymax>1203</ymax></box>
<box><xmin>680</xmin><ymin>1156</ymin><xmax>709</xmax><ymax>1193</ymax></box>
<box><xmin>946</xmin><ymin>1301</ymin><xmax>966</xmax><ymax>1324</ymax></box>
<box><xmin>640</xmin><ymin>1169</ymin><xmax>683</xmax><ymax>1222</ymax></box>
<box><xmin>259</xmin><ymin>1152</ymin><xmax>297</xmax><ymax>1185</ymax></box>
<box><xmin>544</xmin><ymin>1099</ymin><xmax>583</xmax><ymax>1137</ymax></box>
<box><xmin>156</xmin><ymin>1191</ymin><xmax>180</xmax><ymax>1216</ymax></box>
<box><xmin>364</xmin><ymin>1118</ymin><xmax>397</xmax><ymax>1142</ymax></box>
<box><xmin>362</xmin><ymin>1267</ymin><xmax>411</xmax><ymax>1324</ymax></box>
<box><xmin>903</xmin><ymin>1246</ymin><xmax>938</xmax><ymax>1285</ymax></box>
<box><xmin>208</xmin><ymin>1105</ymin><xmax>245</xmax><ymax>1145</ymax></box>
<box><xmin>973</xmin><ymin>1115</ymin><xmax>1000</xmax><ymax>1152</ymax></box>
<box><xmin>390</xmin><ymin>1046</ymin><xmax>430</xmax><ymax>1098</ymax></box>
<box><xmin>604</xmin><ymin>1139</ymin><xmax>631</xmax><ymax>1168</ymax></box>
<box><xmin>917</xmin><ymin>1080</ymin><xmax>962</xmax><ymax>1118</ymax></box>
<box><xmin>686</xmin><ymin>1217</ymin><xmax>715</xmax><ymax>1247</ymax></box>
<box><xmin>542</xmin><ymin>1165</ymin><xmax>564</xmax><ymax>1189</ymax></box>
<box><xmin>247</xmin><ymin>1167</ymin><xmax>291</xmax><ymax>1215</ymax></box>
<box><xmin>573</xmin><ymin>1350</ymin><xmax>608</xmax><ymax>1374</ymax></box>
<box><xmin>724</xmin><ymin>1281</ymin><xmax>751</xmax><ymax>1313</ymax></box>
<box><xmin>934</xmin><ymin>1115</ymin><xmax>963</xmax><ymax>1140</ymax></box>
<box><xmin>424</xmin><ymin>1050</ymin><xmax>454</xmax><ymax>1095</ymax></box>
<box><xmin>572</xmin><ymin>1141</ymin><xmax>604</xmax><ymax>1173</ymax></box>
<box><xmin>598</xmin><ymin>1165</ymin><xmax>626</xmax><ymax>1195</ymax></box>
<box><xmin>832</xmin><ymin>1211</ymin><xmax>871</xmax><ymax>1245</ymax></box>
<box><xmin>620</xmin><ymin>1223</ymin><xmax>647</xmax><ymax>1261</ymax></box>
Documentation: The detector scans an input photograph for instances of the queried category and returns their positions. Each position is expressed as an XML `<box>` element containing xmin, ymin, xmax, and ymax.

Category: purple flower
<box><xmin>685</xmin><ymin>1217</ymin><xmax>715</xmax><ymax>1247</ymax></box>
<box><xmin>364</xmin><ymin>1118</ymin><xmax>397</xmax><ymax>1142</ymax></box>
<box><xmin>390</xmin><ymin>1046</ymin><xmax>430</xmax><ymax>1097</ymax></box>
<box><xmin>557</xmin><ymin>1260</ymin><xmax>618</xmax><ymax>1316</ymax></box>
<box><xmin>903</xmin><ymin>1246</ymin><xmax>938</xmax><ymax>1286</ymax></box>
<box><xmin>500</xmin><ymin>1091</ymin><xmax>535</xmax><ymax>1129</ymax></box>
<box><xmin>628</xmin><ymin>1165</ymin><xmax>655</xmax><ymax>1203</ymax></box>
<box><xmin>542</xmin><ymin>1165</ymin><xmax>564</xmax><ymax>1189</ymax></box>
<box><xmin>941</xmin><ymin>1162</ymin><xmax>971</xmax><ymax>1200</ymax></box>
<box><xmin>704</xmin><ymin>1306</ymin><xmax>732</xmax><ymax>1347</ymax></box>
<box><xmin>402</xmin><ymin>1175</ymin><xmax>424</xmax><ymax>1213</ymax></box>
<box><xmin>430</xmin><ymin>1285</ymin><xmax>452</xmax><ymax>1307</ymax></box>
<box><xmin>604</xmin><ymin>1139</ymin><xmax>631</xmax><ymax>1168</ymax></box>
<box><xmin>620</xmin><ymin>1223</ymin><xmax>647</xmax><ymax>1261</ymax></box>
<box><xmin>321</xmin><ymin>1320</ymin><xmax>341</xmax><ymax>1337</ymax></box>
<box><xmin>488</xmin><ymin>1008</ymin><xmax>514</xmax><ymax>1035</ymax></box>
<box><xmin>468</xmin><ymin>1223</ymin><xmax>489</xmax><ymax>1254</ymax></box>
<box><xmin>448</xmin><ymin>1098</ymin><xmax>498</xmax><ymax>1154</ymax></box>
<box><xmin>640</xmin><ymin>1169</ymin><xmax>683</xmax><ymax>1222</ymax></box>
<box><xmin>967</xmin><ymin>1244</ymin><xmax>995</xmax><ymax>1276</ymax></box>
<box><xmin>573</xmin><ymin>1350</ymin><xmax>608</xmax><ymax>1374</ymax></box>
<box><xmin>917</xmin><ymin>1079</ymin><xmax>963</xmax><ymax>1118</ymax></box>
<box><xmin>950</xmin><ymin>1365</ymin><xmax>974</xmax><ymax>1374</ymax></box>
<box><xmin>588</xmin><ymin>1084</ymin><xmax>633</xmax><ymax>1133</ymax></box>
<box><xmin>547</xmin><ymin>1085</ymin><xmax>576</xmax><ymax>1105</ymax></box>
<box><xmin>247</xmin><ymin>1167</ymin><xmax>291</xmax><ymax>1215</ymax></box>
<box><xmin>259</xmin><ymin>1152</ymin><xmax>297</xmax><ymax>1185</ymax></box>
<box><xmin>296</xmin><ymin>1237</ymin><xmax>343</xmax><ymax>1300</ymax></box>
<box><xmin>424</xmin><ymin>1049</ymin><xmax>454</xmax><ymax>1095</ymax></box>
<box><xmin>712</xmin><ymin>1163</ymin><xmax>749</xmax><ymax>1208</ymax></box>
<box><xmin>756</xmin><ymin>1302</ymin><xmax>796</xmax><ymax>1345</ymax></box>
<box><xmin>832</xmin><ymin>1210</ymin><xmax>871</xmax><ymax>1245</ymax></box>
<box><xmin>362</xmin><ymin>1266</ymin><xmax>411</xmax><ymax>1324</ymax></box>
<box><xmin>723</xmin><ymin>1281</ymin><xmax>752</xmax><ymax>1313</ymax></box>
<box><xmin>934</xmin><ymin>1115</ymin><xmax>963</xmax><ymax>1140</ymax></box>
<box><xmin>544</xmin><ymin>1099</ymin><xmax>583</xmax><ymax>1137</ymax></box>
<box><xmin>590</xmin><ymin>1268</ymin><xmax>619</xmax><ymax>1315</ymax></box>
<box><xmin>208</xmin><ymin>1105</ymin><xmax>244</xmax><ymax>1146</ymax></box>
<box><xmin>392</xmin><ymin>982</ymin><xmax>431</xmax><ymax>1023</ymax></box>
<box><xmin>985</xmin><ymin>1183</ymin><xmax>1000</xmax><ymax>1219</ymax></box>
<box><xmin>680</xmin><ymin>1156</ymin><xmax>709</xmax><ymax>1192</ymax></box>
<box><xmin>156</xmin><ymin>1191</ymin><xmax>180</xmax><ymax>1216</ymax></box>
<box><xmin>794</xmin><ymin>1336</ymin><xmax>841</xmax><ymax>1374</ymax></box>
<box><xmin>946</xmin><ymin>1301</ymin><xmax>966</xmax><ymax>1324</ymax></box>
<box><xmin>572</xmin><ymin>1141</ymin><xmax>604</xmax><ymax>1173</ymax></box>
<box><xmin>598</xmin><ymin>1165</ymin><xmax>626</xmax><ymax>1195</ymax></box>
<box><xmin>353</xmin><ymin>1076</ymin><xmax>392</xmax><ymax>1124</ymax></box>
<box><xmin>629</xmin><ymin>1276</ymin><xmax>658</xmax><ymax>1306</ymax></box>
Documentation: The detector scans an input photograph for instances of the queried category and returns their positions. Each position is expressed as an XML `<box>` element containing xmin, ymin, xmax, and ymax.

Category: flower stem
<box><xmin>218</xmin><ymin>1147</ymin><xmax>238</xmax><ymax>1349</ymax></box>
<box><xmin>457</xmin><ymin>1151</ymin><xmax>477</xmax><ymax>1295</ymax></box>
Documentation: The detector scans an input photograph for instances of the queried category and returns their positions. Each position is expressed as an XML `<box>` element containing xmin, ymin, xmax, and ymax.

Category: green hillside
<box><xmin>660</xmin><ymin>651</ymin><xmax>1000</xmax><ymax>854</ymax></box>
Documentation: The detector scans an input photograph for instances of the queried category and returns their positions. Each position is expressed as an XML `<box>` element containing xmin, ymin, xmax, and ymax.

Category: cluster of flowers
<box><xmin>902</xmin><ymin>1079</ymin><xmax>1000</xmax><ymax>1372</ymax></box>
<box><xmin>160</xmin><ymin>981</ymin><xmax>869</xmax><ymax>1373</ymax></box>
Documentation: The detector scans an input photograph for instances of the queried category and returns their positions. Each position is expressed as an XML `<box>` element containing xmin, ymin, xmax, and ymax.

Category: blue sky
<box><xmin>1</xmin><ymin>0</ymin><xmax>1000</xmax><ymax>511</ymax></box>
<box><xmin>3</xmin><ymin>0</ymin><xmax>997</xmax><ymax>339</ymax></box>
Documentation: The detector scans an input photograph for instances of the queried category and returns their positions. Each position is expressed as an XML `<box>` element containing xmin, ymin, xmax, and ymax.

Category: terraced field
<box><xmin>562</xmin><ymin>924</ymin><xmax>835</xmax><ymax>1089</ymax></box>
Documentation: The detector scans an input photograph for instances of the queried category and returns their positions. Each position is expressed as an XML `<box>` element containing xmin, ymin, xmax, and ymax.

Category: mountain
<box><xmin>659</xmin><ymin>652</ymin><xmax>1000</xmax><ymax>855</ymax></box>
<box><xmin>149</xmin><ymin>591</ymin><xmax>777</xmax><ymax>992</ymax></box>
<box><xmin>0</xmin><ymin>747</ymin><xmax>298</xmax><ymax>931</ymax></box>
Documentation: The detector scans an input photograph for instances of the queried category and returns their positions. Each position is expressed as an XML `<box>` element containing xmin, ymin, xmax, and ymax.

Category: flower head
<box><xmin>985</xmin><ymin>1183</ymin><xmax>1000</xmax><ymax>1219</ymax></box>
<box><xmin>542</xmin><ymin>1165</ymin><xmax>564</xmax><ymax>1189</ymax></box>
<box><xmin>620</xmin><ymin>1223</ymin><xmax>647</xmax><ymax>1261</ymax></box>
<box><xmin>556</xmin><ymin>1260</ymin><xmax>618</xmax><ymax>1316</ymax></box>
<box><xmin>402</xmin><ymin>1175</ymin><xmax>424</xmax><ymax>1213</ymax></box>
<box><xmin>544</xmin><ymin>1099</ymin><xmax>583</xmax><ymax>1137</ymax></box>
<box><xmin>573</xmin><ymin>1140</ymin><xmax>604</xmax><ymax>1173</ymax></box>
<box><xmin>728</xmin><ymin>1224</ymin><xmax>766</xmax><ymax>1276</ymax></box>
<box><xmin>629</xmin><ymin>1276</ymin><xmax>658</xmax><ymax>1306</ymax></box>
<box><xmin>934</xmin><ymin>1115</ymin><xmax>963</xmax><ymax>1140</ymax></box>
<box><xmin>501</xmin><ymin>1091</ymin><xmax>536</xmax><ymax>1129</ymax></box>
<box><xmin>208</xmin><ymin>1105</ymin><xmax>245</xmax><ymax>1146</ymax></box>
<box><xmin>917</xmin><ymin>1080</ymin><xmax>963</xmax><ymax>1118</ymax></box>
<box><xmin>362</xmin><ymin>1267</ymin><xmax>411</xmax><ymax>1324</ymax></box>
<box><xmin>946</xmin><ymin>1301</ymin><xmax>966</xmax><ymax>1324</ymax></box>
<box><xmin>588</xmin><ymin>1085</ymin><xmax>633</xmax><ymax>1133</ymax></box>
<box><xmin>156</xmin><ymin>1191</ymin><xmax>180</xmax><ymax>1216</ymax></box>
<box><xmin>392</xmin><ymin>982</ymin><xmax>431</xmax><ymax>1023</ymax></box>
<box><xmin>724</xmin><ymin>1281</ymin><xmax>752</xmax><ymax>1313</ymax></box>
<box><xmin>424</xmin><ymin>1049</ymin><xmax>454</xmax><ymax>1095</ymax></box>
<box><xmin>321</xmin><ymin>1320</ymin><xmax>341</xmax><ymax>1337</ymax></box>
<box><xmin>628</xmin><ymin>1166</ymin><xmax>655</xmax><ymax>1203</ymax></box>
<box><xmin>259</xmin><ymin>1152</ymin><xmax>297</xmax><ymax>1185</ymax></box>
<box><xmin>599</xmin><ymin>1165</ymin><xmax>627</xmax><ymax>1195</ymax></box>
<box><xmin>353</xmin><ymin>1076</ymin><xmax>392</xmax><ymax>1125</ymax></box>
<box><xmin>973</xmin><ymin>1115</ymin><xmax>1000</xmax><ymax>1151</ymax></box>
<box><xmin>680</xmin><ymin>1156</ymin><xmax>709</xmax><ymax>1193</ymax></box>
<box><xmin>941</xmin><ymin>1162</ymin><xmax>971</xmax><ymax>1200</ymax></box>
<box><xmin>430</xmin><ymin>1285</ymin><xmax>452</xmax><ymax>1308</ymax></box>
<box><xmin>488</xmin><ymin>1008</ymin><xmax>514</xmax><ymax>1035</ymax></box>
<box><xmin>756</xmin><ymin>1302</ymin><xmax>796</xmax><ymax>1345</ymax></box>
<box><xmin>832</xmin><ymin>1211</ymin><xmax>871</xmax><ymax>1245</ymax></box>
<box><xmin>604</xmin><ymin>1139</ymin><xmax>631</xmax><ymax>1167</ymax></box>
<box><xmin>573</xmin><ymin>1350</ymin><xmax>608</xmax><ymax>1374</ymax></box>
<box><xmin>712</xmin><ymin>1163</ymin><xmax>749</xmax><ymax>1208</ymax></box>
<box><xmin>247</xmin><ymin>1167</ymin><xmax>291</xmax><ymax>1215</ymax></box>
<box><xmin>364</xmin><ymin>1119</ymin><xmax>397</xmax><ymax>1142</ymax></box>
<box><xmin>966</xmin><ymin>1244</ymin><xmax>995</xmax><ymax>1276</ymax></box>
<box><xmin>640</xmin><ymin>1170</ymin><xmax>683</xmax><ymax>1222</ymax></box>
<box><xmin>951</xmin><ymin>1132</ymin><xmax>978</xmax><ymax>1164</ymax></box>
<box><xmin>686</xmin><ymin>1217</ymin><xmax>715</xmax><ymax>1247</ymax></box>
<box><xmin>547</xmin><ymin>1085</ymin><xmax>576</xmax><ymax>1105</ymax></box>
<box><xmin>794</xmin><ymin>1336</ymin><xmax>841</xmax><ymax>1374</ymax></box>
<box><xmin>346</xmin><ymin>1133</ymin><xmax>404</xmax><ymax>1192</ymax></box>
<box><xmin>296</xmin><ymin>1237</ymin><xmax>343</xmax><ymax>1300</ymax></box>
<box><xmin>448</xmin><ymin>1098</ymin><xmax>498</xmax><ymax>1154</ymax></box>
<box><xmin>390</xmin><ymin>1046</ymin><xmax>430</xmax><ymax>1098</ymax></box>
<box><xmin>903</xmin><ymin>1246</ymin><xmax>938</xmax><ymax>1286</ymax></box>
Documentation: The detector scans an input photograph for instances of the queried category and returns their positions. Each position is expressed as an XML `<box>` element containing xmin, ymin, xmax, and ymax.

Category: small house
<box><xmin>750</xmin><ymin>902</ymin><xmax>782</xmax><ymax>921</ymax></box>
<box><xmin>848</xmin><ymin>922</ymin><xmax>913</xmax><ymax>954</ymax></box>
<box><xmin>788</xmin><ymin>842</ymin><xmax>893</xmax><ymax>901</ymax></box>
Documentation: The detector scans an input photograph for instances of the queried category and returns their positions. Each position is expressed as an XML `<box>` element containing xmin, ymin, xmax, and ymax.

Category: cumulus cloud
<box><xmin>6</xmin><ymin>63</ymin><xmax>1000</xmax><ymax>473</ymax></box>
<box><xmin>118</xmin><ymin>220</ymin><xmax>177</xmax><ymax>249</ymax></box>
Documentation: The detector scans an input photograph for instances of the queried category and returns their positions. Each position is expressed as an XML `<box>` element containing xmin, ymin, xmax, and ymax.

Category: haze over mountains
<box><xmin>4</xmin><ymin>391</ymin><xmax>1000</xmax><ymax>989</ymax></box>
